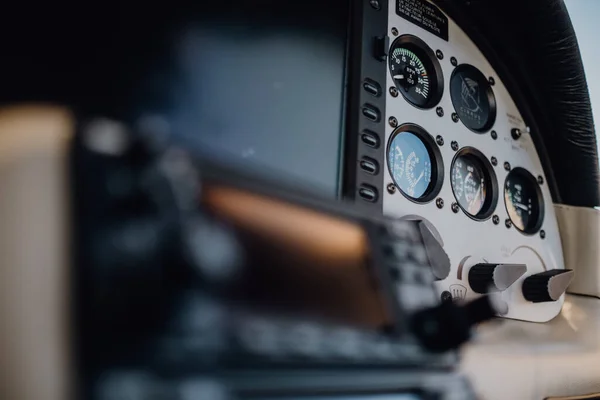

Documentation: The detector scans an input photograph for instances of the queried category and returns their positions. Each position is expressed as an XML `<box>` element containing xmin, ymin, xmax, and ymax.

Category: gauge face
<box><xmin>450</xmin><ymin>64</ymin><xmax>497</xmax><ymax>132</ymax></box>
<box><xmin>505</xmin><ymin>168</ymin><xmax>544</xmax><ymax>234</ymax></box>
<box><xmin>387</xmin><ymin>125</ymin><xmax>443</xmax><ymax>203</ymax></box>
<box><xmin>389</xmin><ymin>132</ymin><xmax>431</xmax><ymax>199</ymax></box>
<box><xmin>389</xmin><ymin>35</ymin><xmax>443</xmax><ymax>109</ymax></box>
<box><xmin>451</xmin><ymin>148</ymin><xmax>498</xmax><ymax>220</ymax></box>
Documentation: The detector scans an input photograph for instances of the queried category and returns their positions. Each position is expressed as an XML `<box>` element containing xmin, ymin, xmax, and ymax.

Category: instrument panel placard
<box><xmin>396</xmin><ymin>0</ymin><xmax>449</xmax><ymax>41</ymax></box>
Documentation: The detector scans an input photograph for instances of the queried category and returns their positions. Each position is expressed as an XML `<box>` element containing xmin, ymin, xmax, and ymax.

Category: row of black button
<box><xmin>357</xmin><ymin>114</ymin><xmax>381</xmax><ymax>199</ymax></box>
<box><xmin>355</xmin><ymin>0</ymin><xmax>389</xmax><ymax>208</ymax></box>
<box><xmin>358</xmin><ymin>71</ymin><xmax>385</xmax><ymax>203</ymax></box>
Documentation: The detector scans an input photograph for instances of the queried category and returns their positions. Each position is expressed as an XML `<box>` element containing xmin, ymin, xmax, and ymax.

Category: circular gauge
<box><xmin>450</xmin><ymin>64</ymin><xmax>497</xmax><ymax>132</ymax></box>
<box><xmin>389</xmin><ymin>35</ymin><xmax>444</xmax><ymax>109</ymax></box>
<box><xmin>451</xmin><ymin>148</ymin><xmax>498</xmax><ymax>220</ymax></box>
<box><xmin>387</xmin><ymin>124</ymin><xmax>444</xmax><ymax>203</ymax></box>
<box><xmin>504</xmin><ymin>168</ymin><xmax>545</xmax><ymax>234</ymax></box>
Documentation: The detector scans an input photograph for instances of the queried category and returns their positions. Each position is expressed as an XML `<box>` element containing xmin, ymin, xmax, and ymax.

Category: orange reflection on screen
<box><xmin>202</xmin><ymin>185</ymin><xmax>391</xmax><ymax>329</ymax></box>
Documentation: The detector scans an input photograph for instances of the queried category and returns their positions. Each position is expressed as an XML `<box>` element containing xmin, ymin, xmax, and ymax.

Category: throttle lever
<box><xmin>411</xmin><ymin>293</ymin><xmax>502</xmax><ymax>353</ymax></box>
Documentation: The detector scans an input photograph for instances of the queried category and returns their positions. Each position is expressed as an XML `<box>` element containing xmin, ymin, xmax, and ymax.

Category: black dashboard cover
<box><xmin>436</xmin><ymin>0</ymin><xmax>600</xmax><ymax>207</ymax></box>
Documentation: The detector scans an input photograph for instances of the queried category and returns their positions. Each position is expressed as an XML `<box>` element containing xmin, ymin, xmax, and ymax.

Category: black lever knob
<box><xmin>522</xmin><ymin>269</ymin><xmax>574</xmax><ymax>303</ymax></box>
<box><xmin>468</xmin><ymin>263</ymin><xmax>527</xmax><ymax>294</ymax></box>
<box><xmin>411</xmin><ymin>294</ymin><xmax>501</xmax><ymax>352</ymax></box>
<box><xmin>417</xmin><ymin>221</ymin><xmax>451</xmax><ymax>281</ymax></box>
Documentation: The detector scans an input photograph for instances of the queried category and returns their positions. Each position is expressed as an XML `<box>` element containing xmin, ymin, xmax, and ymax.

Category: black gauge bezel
<box><xmin>388</xmin><ymin>35</ymin><xmax>445</xmax><ymax>109</ymax></box>
<box><xmin>450</xmin><ymin>147</ymin><xmax>499</xmax><ymax>221</ymax></box>
<box><xmin>450</xmin><ymin>63</ymin><xmax>497</xmax><ymax>133</ymax></box>
<box><xmin>386</xmin><ymin>123</ymin><xmax>444</xmax><ymax>204</ymax></box>
<box><xmin>504</xmin><ymin>167</ymin><xmax>545</xmax><ymax>235</ymax></box>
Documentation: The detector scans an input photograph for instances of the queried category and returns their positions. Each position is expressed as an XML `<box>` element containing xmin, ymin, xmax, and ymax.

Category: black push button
<box><xmin>358</xmin><ymin>185</ymin><xmax>378</xmax><ymax>202</ymax></box>
<box><xmin>363</xmin><ymin>79</ymin><xmax>382</xmax><ymax>97</ymax></box>
<box><xmin>362</xmin><ymin>104</ymin><xmax>381</xmax><ymax>122</ymax></box>
<box><xmin>361</xmin><ymin>131</ymin><xmax>380</xmax><ymax>148</ymax></box>
<box><xmin>360</xmin><ymin>157</ymin><xmax>379</xmax><ymax>175</ymax></box>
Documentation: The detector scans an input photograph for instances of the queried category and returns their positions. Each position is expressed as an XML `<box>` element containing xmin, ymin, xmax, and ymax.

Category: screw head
<box><xmin>450</xmin><ymin>56</ymin><xmax>458</xmax><ymax>66</ymax></box>
<box><xmin>387</xmin><ymin>183</ymin><xmax>397</xmax><ymax>194</ymax></box>
<box><xmin>436</xmin><ymin>49</ymin><xmax>444</xmax><ymax>60</ymax></box>
<box><xmin>511</xmin><ymin>128</ymin><xmax>522</xmax><ymax>140</ymax></box>
<box><xmin>505</xmin><ymin>219</ymin><xmax>512</xmax><ymax>229</ymax></box>
<box><xmin>493</xmin><ymin>215</ymin><xmax>500</xmax><ymax>225</ymax></box>
<box><xmin>451</xmin><ymin>141</ymin><xmax>459</xmax><ymax>151</ymax></box>
<box><xmin>451</xmin><ymin>112</ymin><xmax>459</xmax><ymax>123</ymax></box>
<box><xmin>391</xmin><ymin>27</ymin><xmax>399</xmax><ymax>36</ymax></box>
<box><xmin>491</xmin><ymin>130</ymin><xmax>498</xmax><ymax>140</ymax></box>
<box><xmin>537</xmin><ymin>176</ymin><xmax>544</xmax><ymax>185</ymax></box>
<box><xmin>436</xmin><ymin>107</ymin><xmax>444</xmax><ymax>117</ymax></box>
<box><xmin>540</xmin><ymin>230</ymin><xmax>546</xmax><ymax>239</ymax></box>
<box><xmin>489</xmin><ymin>76</ymin><xmax>496</xmax><ymax>86</ymax></box>
<box><xmin>436</xmin><ymin>135</ymin><xmax>444</xmax><ymax>146</ymax></box>
<box><xmin>504</xmin><ymin>162</ymin><xmax>511</xmax><ymax>171</ymax></box>
<box><xmin>451</xmin><ymin>203</ymin><xmax>460</xmax><ymax>213</ymax></box>
<box><xmin>491</xmin><ymin>156</ymin><xmax>498</xmax><ymax>166</ymax></box>
<box><xmin>388</xmin><ymin>116</ymin><xmax>398</xmax><ymax>128</ymax></box>
<box><xmin>369</xmin><ymin>0</ymin><xmax>381</xmax><ymax>10</ymax></box>
<box><xmin>436</xmin><ymin>198</ymin><xmax>444</xmax><ymax>209</ymax></box>
<box><xmin>389</xmin><ymin>86</ymin><xmax>399</xmax><ymax>97</ymax></box>
<box><xmin>441</xmin><ymin>291</ymin><xmax>453</xmax><ymax>303</ymax></box>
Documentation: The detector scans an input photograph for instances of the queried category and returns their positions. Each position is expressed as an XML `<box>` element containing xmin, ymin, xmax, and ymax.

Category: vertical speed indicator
<box><xmin>389</xmin><ymin>35</ymin><xmax>444</xmax><ymax>109</ymax></box>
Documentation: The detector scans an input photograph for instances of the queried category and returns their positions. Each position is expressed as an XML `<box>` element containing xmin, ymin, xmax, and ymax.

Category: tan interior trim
<box><xmin>555</xmin><ymin>204</ymin><xmax>600</xmax><ymax>298</ymax></box>
<box><xmin>0</xmin><ymin>105</ymin><xmax>73</xmax><ymax>400</ymax></box>
<box><xmin>546</xmin><ymin>394</ymin><xmax>600</xmax><ymax>400</ymax></box>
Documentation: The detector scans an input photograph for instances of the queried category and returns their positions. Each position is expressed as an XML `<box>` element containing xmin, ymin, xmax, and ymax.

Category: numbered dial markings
<box><xmin>391</xmin><ymin>48</ymin><xmax>430</xmax><ymax>102</ymax></box>
<box><xmin>389</xmin><ymin>35</ymin><xmax>444</xmax><ymax>109</ymax></box>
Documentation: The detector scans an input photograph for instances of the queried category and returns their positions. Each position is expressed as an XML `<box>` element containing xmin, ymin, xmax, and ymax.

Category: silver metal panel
<box><xmin>384</xmin><ymin>0</ymin><xmax>565</xmax><ymax>322</ymax></box>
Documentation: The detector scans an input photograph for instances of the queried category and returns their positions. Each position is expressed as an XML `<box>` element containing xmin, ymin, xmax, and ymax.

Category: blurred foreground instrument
<box><xmin>72</xmin><ymin>118</ymin><xmax>499</xmax><ymax>400</ymax></box>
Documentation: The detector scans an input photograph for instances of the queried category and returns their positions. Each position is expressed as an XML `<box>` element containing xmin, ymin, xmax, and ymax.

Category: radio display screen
<box><xmin>165</xmin><ymin>0</ymin><xmax>350</xmax><ymax>198</ymax></box>
<box><xmin>203</xmin><ymin>185</ymin><xmax>393</xmax><ymax>330</ymax></box>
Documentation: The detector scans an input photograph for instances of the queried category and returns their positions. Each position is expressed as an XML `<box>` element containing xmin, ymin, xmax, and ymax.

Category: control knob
<box><xmin>522</xmin><ymin>269</ymin><xmax>574</xmax><ymax>303</ymax></box>
<box><xmin>468</xmin><ymin>263</ymin><xmax>527</xmax><ymax>294</ymax></box>
<box><xmin>417</xmin><ymin>221</ymin><xmax>451</xmax><ymax>281</ymax></box>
